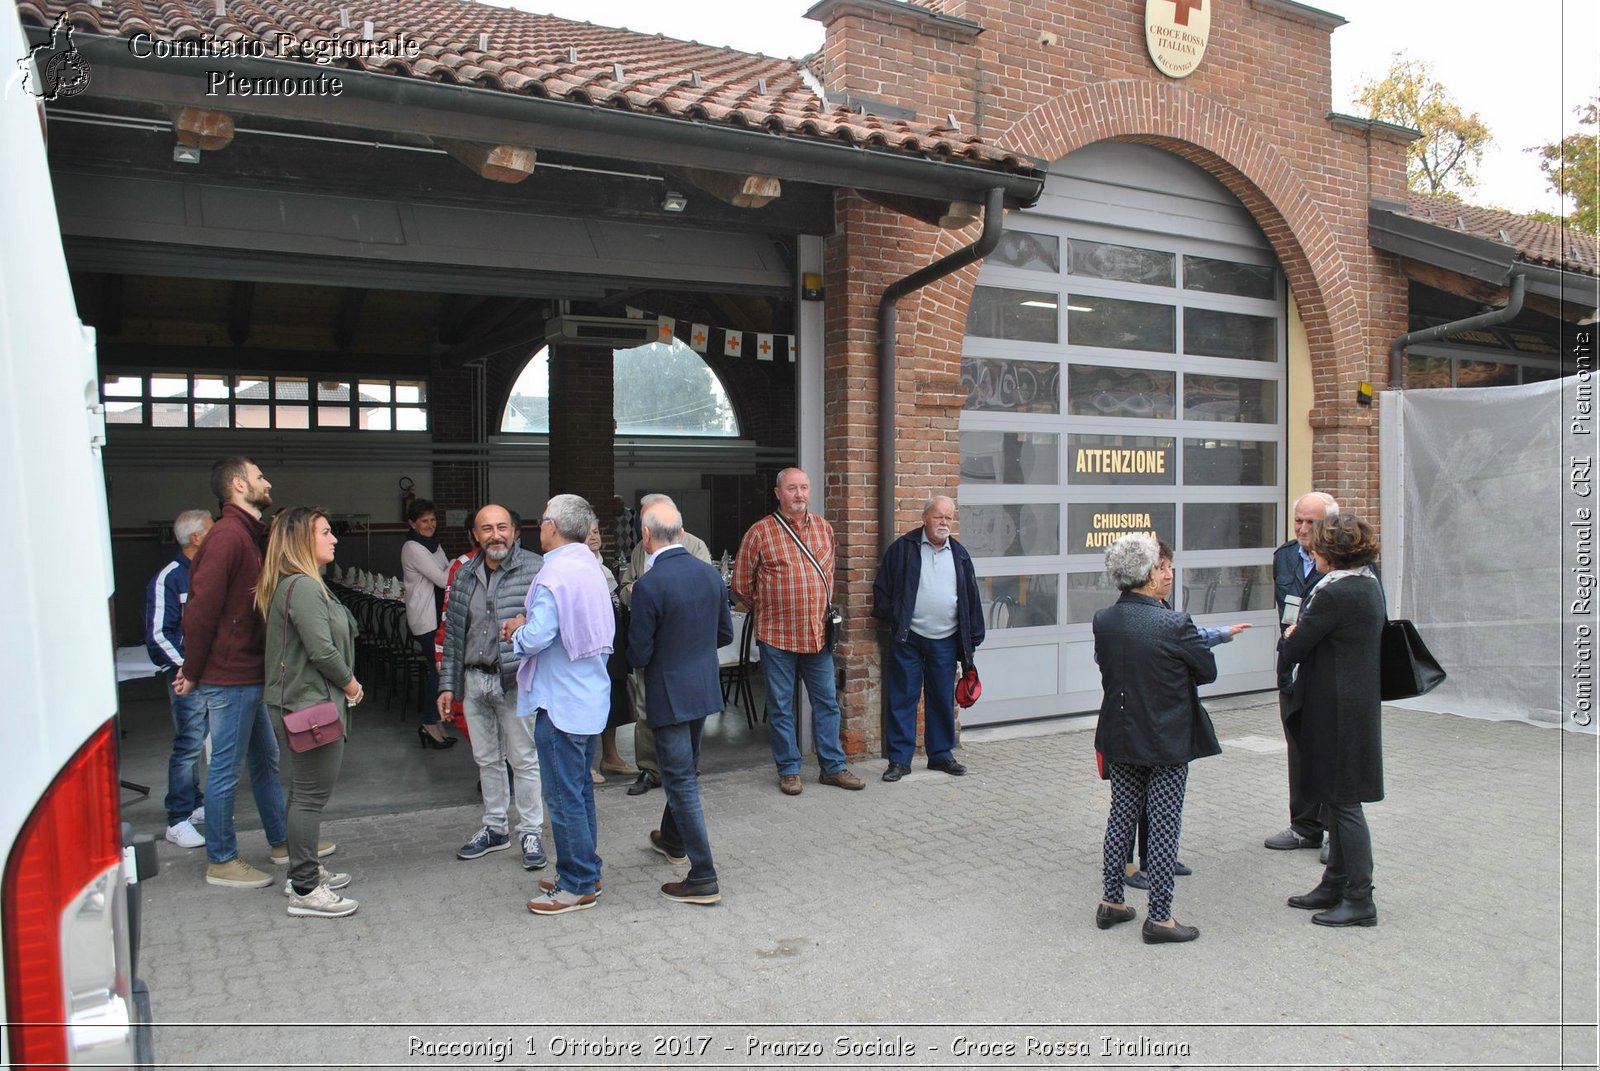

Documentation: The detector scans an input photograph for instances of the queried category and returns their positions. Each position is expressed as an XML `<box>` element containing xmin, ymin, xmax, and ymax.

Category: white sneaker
<box><xmin>190</xmin><ymin>806</ymin><xmax>205</xmax><ymax>825</ymax></box>
<box><xmin>285</xmin><ymin>883</ymin><xmax>358</xmax><ymax>918</ymax></box>
<box><xmin>281</xmin><ymin>867</ymin><xmax>352</xmax><ymax>897</ymax></box>
<box><xmin>165</xmin><ymin>819</ymin><xmax>204</xmax><ymax>849</ymax></box>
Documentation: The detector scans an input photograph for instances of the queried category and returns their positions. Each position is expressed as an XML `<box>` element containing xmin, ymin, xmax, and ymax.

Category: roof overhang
<box><xmin>46</xmin><ymin>28</ymin><xmax>1047</xmax><ymax>211</ymax></box>
<box><xmin>1370</xmin><ymin>205</ymin><xmax>1600</xmax><ymax>315</ymax></box>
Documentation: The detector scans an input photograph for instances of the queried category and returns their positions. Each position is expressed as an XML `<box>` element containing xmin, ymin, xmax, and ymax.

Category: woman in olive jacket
<box><xmin>1092</xmin><ymin>534</ymin><xmax>1219</xmax><ymax>944</ymax></box>
<box><xmin>1277</xmin><ymin>513</ymin><xmax>1384</xmax><ymax>928</ymax></box>
<box><xmin>258</xmin><ymin>507</ymin><xmax>363</xmax><ymax>919</ymax></box>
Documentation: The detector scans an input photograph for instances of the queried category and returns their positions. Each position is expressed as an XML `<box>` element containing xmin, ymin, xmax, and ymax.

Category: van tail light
<box><xmin>3</xmin><ymin>720</ymin><xmax>136</xmax><ymax>1067</ymax></box>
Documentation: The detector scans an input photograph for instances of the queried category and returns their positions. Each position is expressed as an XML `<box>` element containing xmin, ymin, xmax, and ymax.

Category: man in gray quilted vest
<box><xmin>438</xmin><ymin>504</ymin><xmax>547</xmax><ymax>869</ymax></box>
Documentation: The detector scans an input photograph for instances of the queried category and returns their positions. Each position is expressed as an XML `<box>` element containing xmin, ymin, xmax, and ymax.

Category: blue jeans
<box><xmin>757</xmin><ymin>642</ymin><xmax>846</xmax><ymax>776</ymax></box>
<box><xmin>164</xmin><ymin>679</ymin><xmax>209</xmax><ymax>826</ymax></box>
<box><xmin>654</xmin><ymin>719</ymin><xmax>717</xmax><ymax>888</ymax></box>
<box><xmin>533</xmin><ymin>710</ymin><xmax>601</xmax><ymax>895</ymax></box>
<box><xmin>884</xmin><ymin>631</ymin><xmax>958</xmax><ymax>766</ymax></box>
<box><xmin>197</xmin><ymin>683</ymin><xmax>287</xmax><ymax>864</ymax></box>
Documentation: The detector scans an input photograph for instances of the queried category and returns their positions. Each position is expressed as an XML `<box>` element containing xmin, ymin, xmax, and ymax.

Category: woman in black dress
<box><xmin>1278</xmin><ymin>513</ymin><xmax>1384</xmax><ymax>927</ymax></box>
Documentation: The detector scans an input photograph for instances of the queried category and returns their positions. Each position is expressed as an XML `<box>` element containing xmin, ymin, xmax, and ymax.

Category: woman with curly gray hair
<box><xmin>1092</xmin><ymin>533</ymin><xmax>1220</xmax><ymax>943</ymax></box>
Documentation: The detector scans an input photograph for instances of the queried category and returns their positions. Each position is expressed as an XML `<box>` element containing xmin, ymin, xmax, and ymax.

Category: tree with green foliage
<box><xmin>1355</xmin><ymin>53</ymin><xmax>1492</xmax><ymax>198</ymax></box>
<box><xmin>1533</xmin><ymin>98</ymin><xmax>1599</xmax><ymax>235</ymax></box>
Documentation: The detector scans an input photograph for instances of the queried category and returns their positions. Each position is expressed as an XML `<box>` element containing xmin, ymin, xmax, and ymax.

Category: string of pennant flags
<box><xmin>624</xmin><ymin>306</ymin><xmax>796</xmax><ymax>363</ymax></box>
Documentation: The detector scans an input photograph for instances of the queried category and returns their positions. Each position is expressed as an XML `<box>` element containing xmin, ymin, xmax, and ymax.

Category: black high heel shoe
<box><xmin>418</xmin><ymin>727</ymin><xmax>457</xmax><ymax>750</ymax></box>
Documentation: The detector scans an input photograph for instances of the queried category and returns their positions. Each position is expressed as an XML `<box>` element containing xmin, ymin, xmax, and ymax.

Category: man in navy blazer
<box><xmin>627</xmin><ymin>502</ymin><xmax>734</xmax><ymax>905</ymax></box>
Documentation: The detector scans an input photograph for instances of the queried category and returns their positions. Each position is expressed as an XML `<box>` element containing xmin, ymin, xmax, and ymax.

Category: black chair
<box><xmin>381</xmin><ymin>601</ymin><xmax>429</xmax><ymax>717</ymax></box>
<box><xmin>718</xmin><ymin>611</ymin><xmax>758</xmax><ymax>728</ymax></box>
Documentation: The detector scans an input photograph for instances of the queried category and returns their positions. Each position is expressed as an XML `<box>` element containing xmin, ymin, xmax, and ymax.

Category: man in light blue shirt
<box><xmin>508</xmin><ymin>494</ymin><xmax>614</xmax><ymax>914</ymax></box>
<box><xmin>871</xmin><ymin>496</ymin><xmax>986</xmax><ymax>781</ymax></box>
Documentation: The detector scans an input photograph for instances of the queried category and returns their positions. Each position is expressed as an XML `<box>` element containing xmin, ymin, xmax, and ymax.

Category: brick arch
<box><xmin>904</xmin><ymin>79</ymin><xmax>1362</xmax><ymax>409</ymax></box>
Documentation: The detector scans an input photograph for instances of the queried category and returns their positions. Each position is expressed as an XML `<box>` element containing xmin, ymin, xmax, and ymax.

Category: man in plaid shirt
<box><xmin>731</xmin><ymin>467</ymin><xmax>865</xmax><ymax>795</ymax></box>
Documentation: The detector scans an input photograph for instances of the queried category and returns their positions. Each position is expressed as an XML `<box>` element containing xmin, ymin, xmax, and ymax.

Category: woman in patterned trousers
<box><xmin>1091</xmin><ymin>535</ymin><xmax>1221</xmax><ymax>944</ymax></box>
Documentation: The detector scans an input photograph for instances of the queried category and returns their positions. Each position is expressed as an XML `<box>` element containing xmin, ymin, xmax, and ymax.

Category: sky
<box><xmin>505</xmin><ymin>0</ymin><xmax>1597</xmax><ymax>218</ymax></box>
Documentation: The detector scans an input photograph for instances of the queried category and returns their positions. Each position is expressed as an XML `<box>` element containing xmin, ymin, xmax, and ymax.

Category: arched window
<box><xmin>500</xmin><ymin>340</ymin><xmax>740</xmax><ymax>436</ymax></box>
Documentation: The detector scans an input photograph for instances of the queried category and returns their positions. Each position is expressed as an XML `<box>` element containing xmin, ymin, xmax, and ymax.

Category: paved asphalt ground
<box><xmin>118</xmin><ymin>689</ymin><xmax>1597</xmax><ymax>1070</ymax></box>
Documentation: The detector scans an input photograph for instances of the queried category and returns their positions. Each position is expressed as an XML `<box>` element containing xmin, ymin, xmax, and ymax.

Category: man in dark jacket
<box><xmin>1265</xmin><ymin>491</ymin><xmax>1338</xmax><ymax>852</ymax></box>
<box><xmin>870</xmin><ymin>496</ymin><xmax>986</xmax><ymax>781</ymax></box>
<box><xmin>437</xmin><ymin>504</ymin><xmax>546</xmax><ymax>869</ymax></box>
<box><xmin>627</xmin><ymin>501</ymin><xmax>733</xmax><ymax>904</ymax></box>
<box><xmin>173</xmin><ymin>457</ymin><xmax>289</xmax><ymax>889</ymax></box>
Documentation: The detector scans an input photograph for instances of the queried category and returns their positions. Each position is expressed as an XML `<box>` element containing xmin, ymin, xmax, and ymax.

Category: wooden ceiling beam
<box><xmin>857</xmin><ymin>190</ymin><xmax>981</xmax><ymax>229</ymax></box>
<box><xmin>433</xmin><ymin>138</ymin><xmax>537</xmax><ymax>184</ymax></box>
<box><xmin>173</xmin><ymin>107</ymin><xmax>234</xmax><ymax>151</ymax></box>
<box><xmin>669</xmin><ymin>167</ymin><xmax>782</xmax><ymax>209</ymax></box>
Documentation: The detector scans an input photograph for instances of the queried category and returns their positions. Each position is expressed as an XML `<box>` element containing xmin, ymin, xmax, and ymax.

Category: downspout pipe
<box><xmin>1387</xmin><ymin>271</ymin><xmax>1525</xmax><ymax>388</ymax></box>
<box><xmin>876</xmin><ymin>186</ymin><xmax>1006</xmax><ymax>549</ymax></box>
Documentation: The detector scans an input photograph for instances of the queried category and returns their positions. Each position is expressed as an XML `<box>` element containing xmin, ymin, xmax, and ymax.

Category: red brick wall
<box><xmin>814</xmin><ymin>0</ymin><xmax>1410</xmax><ymax>756</ymax></box>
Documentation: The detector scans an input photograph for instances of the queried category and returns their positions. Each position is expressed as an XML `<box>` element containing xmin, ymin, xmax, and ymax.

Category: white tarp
<box><xmin>1379</xmin><ymin>377</ymin><xmax>1590</xmax><ymax>731</ymax></box>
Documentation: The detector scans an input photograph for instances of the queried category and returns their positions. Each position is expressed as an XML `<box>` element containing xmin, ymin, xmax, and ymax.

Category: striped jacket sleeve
<box><xmin>144</xmin><ymin>560</ymin><xmax>185</xmax><ymax>671</ymax></box>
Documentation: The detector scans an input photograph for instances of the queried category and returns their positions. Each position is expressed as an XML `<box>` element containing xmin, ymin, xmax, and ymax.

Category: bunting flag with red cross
<box><xmin>756</xmin><ymin>333</ymin><xmax>775</xmax><ymax>362</ymax></box>
<box><xmin>786</xmin><ymin>335</ymin><xmax>796</xmax><ymax>362</ymax></box>
<box><xmin>723</xmin><ymin>331</ymin><xmax>743</xmax><ymax>358</ymax></box>
<box><xmin>689</xmin><ymin>323</ymin><xmax>709</xmax><ymax>353</ymax></box>
<box><xmin>656</xmin><ymin>316</ymin><xmax>675</xmax><ymax>344</ymax></box>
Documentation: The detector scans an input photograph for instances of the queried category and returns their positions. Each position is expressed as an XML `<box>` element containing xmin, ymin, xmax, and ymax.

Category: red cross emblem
<box><xmin>1167</xmin><ymin>0</ymin><xmax>1202</xmax><ymax>25</ymax></box>
<box><xmin>758</xmin><ymin>338</ymin><xmax>772</xmax><ymax>356</ymax></box>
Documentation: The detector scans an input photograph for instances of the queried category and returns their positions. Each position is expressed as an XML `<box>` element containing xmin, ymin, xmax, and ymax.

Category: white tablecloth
<box><xmin>117</xmin><ymin>646</ymin><xmax>160</xmax><ymax>682</ymax></box>
<box><xmin>717</xmin><ymin>610</ymin><xmax>757</xmax><ymax>667</ymax></box>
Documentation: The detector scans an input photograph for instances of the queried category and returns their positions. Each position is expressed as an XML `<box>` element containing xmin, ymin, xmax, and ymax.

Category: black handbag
<box><xmin>1379</xmin><ymin>618</ymin><xmax>1445</xmax><ymax>701</ymax></box>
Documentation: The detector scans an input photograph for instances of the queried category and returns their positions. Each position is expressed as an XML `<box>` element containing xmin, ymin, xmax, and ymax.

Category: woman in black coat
<box><xmin>1092</xmin><ymin>535</ymin><xmax>1219</xmax><ymax>944</ymax></box>
<box><xmin>1277</xmin><ymin>513</ymin><xmax>1384</xmax><ymax>927</ymax></box>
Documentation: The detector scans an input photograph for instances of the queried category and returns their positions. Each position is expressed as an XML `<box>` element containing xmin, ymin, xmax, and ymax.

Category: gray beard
<box><xmin>485</xmin><ymin>543</ymin><xmax>511</xmax><ymax>562</ymax></box>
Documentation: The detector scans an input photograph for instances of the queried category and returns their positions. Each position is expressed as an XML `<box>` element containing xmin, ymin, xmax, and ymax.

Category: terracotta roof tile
<box><xmin>1405</xmin><ymin>192</ymin><xmax>1598</xmax><ymax>277</ymax></box>
<box><xmin>19</xmin><ymin>0</ymin><xmax>1034</xmax><ymax>173</ymax></box>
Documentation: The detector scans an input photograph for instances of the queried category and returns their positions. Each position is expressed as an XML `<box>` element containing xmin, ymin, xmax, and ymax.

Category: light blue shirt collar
<box><xmin>646</xmin><ymin>543</ymin><xmax>685</xmax><ymax>569</ymax></box>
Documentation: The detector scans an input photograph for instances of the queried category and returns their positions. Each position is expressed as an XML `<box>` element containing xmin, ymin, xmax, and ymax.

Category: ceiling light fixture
<box><xmin>172</xmin><ymin>144</ymin><xmax>201</xmax><ymax>164</ymax></box>
<box><xmin>660</xmin><ymin>189</ymin><xmax>688</xmax><ymax>213</ymax></box>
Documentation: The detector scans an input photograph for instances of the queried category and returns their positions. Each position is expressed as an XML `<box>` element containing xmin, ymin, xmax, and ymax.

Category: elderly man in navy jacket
<box><xmin>628</xmin><ymin>501</ymin><xmax>733</xmax><ymax>904</ymax></box>
<box><xmin>871</xmin><ymin>496</ymin><xmax>986</xmax><ymax>782</ymax></box>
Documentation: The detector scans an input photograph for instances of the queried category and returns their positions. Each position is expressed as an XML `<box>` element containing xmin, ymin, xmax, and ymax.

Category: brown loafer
<box><xmin>819</xmin><ymin>768</ymin><xmax>865</xmax><ymax>790</ymax></box>
<box><xmin>778</xmin><ymin>774</ymin><xmax>803</xmax><ymax>795</ymax></box>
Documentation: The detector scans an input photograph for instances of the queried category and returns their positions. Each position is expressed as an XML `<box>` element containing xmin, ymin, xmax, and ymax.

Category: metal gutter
<box><xmin>1388</xmin><ymin>271</ymin><xmax>1525</xmax><ymax>388</ymax></box>
<box><xmin>53</xmin><ymin>30</ymin><xmax>1047</xmax><ymax>209</ymax></box>
<box><xmin>876</xmin><ymin>186</ymin><xmax>1005</xmax><ymax>549</ymax></box>
<box><xmin>1369</xmin><ymin>205</ymin><xmax>1515</xmax><ymax>285</ymax></box>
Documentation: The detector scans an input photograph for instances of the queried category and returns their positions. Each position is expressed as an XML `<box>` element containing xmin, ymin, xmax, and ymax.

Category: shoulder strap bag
<box><xmin>770</xmin><ymin>512</ymin><xmax>843</xmax><ymax>652</ymax></box>
<box><xmin>277</xmin><ymin>576</ymin><xmax>347</xmax><ymax>752</ymax></box>
<box><xmin>1380</xmin><ymin>618</ymin><xmax>1446</xmax><ymax>701</ymax></box>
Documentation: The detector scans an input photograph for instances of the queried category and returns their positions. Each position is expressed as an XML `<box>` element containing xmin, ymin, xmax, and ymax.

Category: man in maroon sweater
<box><xmin>173</xmin><ymin>457</ymin><xmax>291</xmax><ymax>889</ymax></box>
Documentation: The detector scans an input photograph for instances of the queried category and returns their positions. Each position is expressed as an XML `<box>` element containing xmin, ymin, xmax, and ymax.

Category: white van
<box><xmin>2</xmin><ymin>7</ymin><xmax>153</xmax><ymax>1067</ymax></box>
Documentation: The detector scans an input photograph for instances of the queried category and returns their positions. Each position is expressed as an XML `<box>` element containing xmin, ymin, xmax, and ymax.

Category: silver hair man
<box><xmin>641</xmin><ymin>504</ymin><xmax>683</xmax><ymax>544</ymax></box>
<box><xmin>543</xmin><ymin>494</ymin><xmax>596</xmax><ymax>543</ymax></box>
<box><xmin>173</xmin><ymin>509</ymin><xmax>212</xmax><ymax>546</ymax></box>
<box><xmin>1296</xmin><ymin>491</ymin><xmax>1339</xmax><ymax>519</ymax></box>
